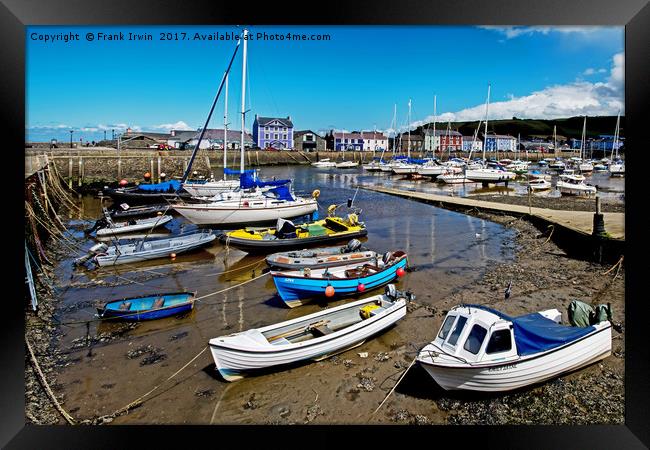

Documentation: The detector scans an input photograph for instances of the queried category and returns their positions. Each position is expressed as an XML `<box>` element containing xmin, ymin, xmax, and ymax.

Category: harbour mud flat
<box><xmin>25</xmin><ymin>208</ymin><xmax>624</xmax><ymax>425</ymax></box>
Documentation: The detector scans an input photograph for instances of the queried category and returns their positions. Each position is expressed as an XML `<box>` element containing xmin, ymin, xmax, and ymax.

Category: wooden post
<box><xmin>596</xmin><ymin>197</ymin><xmax>601</xmax><ymax>215</ymax></box>
<box><xmin>256</xmin><ymin>151</ymin><xmax>259</xmax><ymax>166</ymax></box>
<box><xmin>205</xmin><ymin>155</ymin><xmax>212</xmax><ymax>174</ymax></box>
<box><xmin>68</xmin><ymin>156</ymin><xmax>73</xmax><ymax>188</ymax></box>
<box><xmin>157</xmin><ymin>155</ymin><xmax>162</xmax><ymax>183</ymax></box>
<box><xmin>78</xmin><ymin>156</ymin><xmax>83</xmax><ymax>187</ymax></box>
<box><xmin>150</xmin><ymin>158</ymin><xmax>154</xmax><ymax>181</ymax></box>
<box><xmin>117</xmin><ymin>156</ymin><xmax>122</xmax><ymax>180</ymax></box>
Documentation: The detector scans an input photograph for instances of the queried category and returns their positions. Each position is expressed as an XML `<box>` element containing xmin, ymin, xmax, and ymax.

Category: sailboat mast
<box><xmin>553</xmin><ymin>125</ymin><xmax>558</xmax><ymax>158</ymax></box>
<box><xmin>240</xmin><ymin>28</ymin><xmax>248</xmax><ymax>173</ymax></box>
<box><xmin>580</xmin><ymin>116</ymin><xmax>586</xmax><ymax>161</ymax></box>
<box><xmin>612</xmin><ymin>111</ymin><xmax>620</xmax><ymax>160</ymax></box>
<box><xmin>433</xmin><ymin>94</ymin><xmax>437</xmax><ymax>157</ymax></box>
<box><xmin>483</xmin><ymin>84</ymin><xmax>490</xmax><ymax>161</ymax></box>
<box><xmin>223</xmin><ymin>74</ymin><xmax>228</xmax><ymax>180</ymax></box>
<box><xmin>392</xmin><ymin>104</ymin><xmax>397</xmax><ymax>154</ymax></box>
<box><xmin>407</xmin><ymin>99</ymin><xmax>411</xmax><ymax>159</ymax></box>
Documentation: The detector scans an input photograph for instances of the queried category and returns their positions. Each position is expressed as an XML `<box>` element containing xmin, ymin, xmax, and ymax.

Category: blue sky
<box><xmin>26</xmin><ymin>25</ymin><xmax>624</xmax><ymax>142</ymax></box>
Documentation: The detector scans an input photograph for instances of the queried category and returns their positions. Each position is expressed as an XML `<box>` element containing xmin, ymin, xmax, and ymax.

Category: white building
<box><xmin>360</xmin><ymin>131</ymin><xmax>389</xmax><ymax>152</ymax></box>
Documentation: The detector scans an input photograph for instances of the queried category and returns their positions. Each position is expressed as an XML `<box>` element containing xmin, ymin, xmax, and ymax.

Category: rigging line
<box><xmin>202</xmin><ymin>257</ymin><xmax>266</xmax><ymax>277</ymax></box>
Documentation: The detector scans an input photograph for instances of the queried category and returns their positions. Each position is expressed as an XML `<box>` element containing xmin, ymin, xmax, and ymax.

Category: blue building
<box><xmin>483</xmin><ymin>134</ymin><xmax>516</xmax><ymax>152</ymax></box>
<box><xmin>253</xmin><ymin>115</ymin><xmax>294</xmax><ymax>149</ymax></box>
<box><xmin>333</xmin><ymin>132</ymin><xmax>364</xmax><ymax>151</ymax></box>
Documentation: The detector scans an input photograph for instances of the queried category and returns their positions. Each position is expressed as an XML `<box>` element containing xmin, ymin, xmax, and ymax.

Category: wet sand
<box><xmin>25</xmin><ymin>167</ymin><xmax>624</xmax><ymax>425</ymax></box>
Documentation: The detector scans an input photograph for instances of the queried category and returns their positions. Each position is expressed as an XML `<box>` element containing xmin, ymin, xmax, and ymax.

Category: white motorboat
<box><xmin>465</xmin><ymin>166</ymin><xmax>516</xmax><ymax>183</ymax></box>
<box><xmin>392</xmin><ymin>162</ymin><xmax>419</xmax><ymax>174</ymax></box>
<box><xmin>76</xmin><ymin>231</ymin><xmax>217</xmax><ymax>267</ymax></box>
<box><xmin>548</xmin><ymin>159</ymin><xmax>566</xmax><ymax>170</ymax></box>
<box><xmin>438</xmin><ymin>171</ymin><xmax>471</xmax><ymax>184</ymax></box>
<box><xmin>609</xmin><ymin>161</ymin><xmax>625</xmax><ymax>176</ymax></box>
<box><xmin>362</xmin><ymin>161</ymin><xmax>383</xmax><ymax>172</ymax></box>
<box><xmin>416</xmin><ymin>304</ymin><xmax>611</xmax><ymax>392</ymax></box>
<box><xmin>208</xmin><ymin>284</ymin><xmax>411</xmax><ymax>381</ymax></box>
<box><xmin>95</xmin><ymin>214</ymin><xmax>172</xmax><ymax>236</ymax></box>
<box><xmin>336</xmin><ymin>160</ymin><xmax>359</xmax><ymax>169</ymax></box>
<box><xmin>417</xmin><ymin>160</ymin><xmax>447</xmax><ymax>177</ymax></box>
<box><xmin>527</xmin><ymin>179</ymin><xmax>552</xmax><ymax>192</ymax></box>
<box><xmin>527</xmin><ymin>171</ymin><xmax>551</xmax><ymax>181</ymax></box>
<box><xmin>578</xmin><ymin>162</ymin><xmax>594</xmax><ymax>173</ymax></box>
<box><xmin>556</xmin><ymin>173</ymin><xmax>597</xmax><ymax>196</ymax></box>
<box><xmin>312</xmin><ymin>158</ymin><xmax>337</xmax><ymax>168</ymax></box>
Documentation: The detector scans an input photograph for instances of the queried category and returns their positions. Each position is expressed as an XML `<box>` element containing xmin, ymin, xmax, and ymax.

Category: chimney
<box><xmin>288</xmin><ymin>116</ymin><xmax>291</xmax><ymax>122</ymax></box>
<box><xmin>171</xmin><ymin>130</ymin><xmax>175</xmax><ymax>137</ymax></box>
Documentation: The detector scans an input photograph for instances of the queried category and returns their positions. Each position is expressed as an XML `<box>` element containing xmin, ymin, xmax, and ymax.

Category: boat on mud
<box><xmin>265</xmin><ymin>239</ymin><xmax>376</xmax><ymax>270</ymax></box>
<box><xmin>416</xmin><ymin>304</ymin><xmax>612</xmax><ymax>392</ymax></box>
<box><xmin>271</xmin><ymin>250</ymin><xmax>408</xmax><ymax>308</ymax></box>
<box><xmin>208</xmin><ymin>284</ymin><xmax>412</xmax><ymax>381</ymax></box>
<box><xmin>97</xmin><ymin>292</ymin><xmax>196</xmax><ymax>321</ymax></box>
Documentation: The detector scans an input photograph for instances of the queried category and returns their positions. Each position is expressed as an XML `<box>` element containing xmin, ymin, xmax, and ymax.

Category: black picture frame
<box><xmin>5</xmin><ymin>0</ymin><xmax>648</xmax><ymax>447</ymax></box>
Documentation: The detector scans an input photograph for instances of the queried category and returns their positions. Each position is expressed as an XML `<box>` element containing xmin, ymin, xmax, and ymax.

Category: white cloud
<box><xmin>479</xmin><ymin>26</ymin><xmax>606</xmax><ymax>39</ymax></box>
<box><xmin>152</xmin><ymin>121</ymin><xmax>193</xmax><ymax>131</ymax></box>
<box><xmin>583</xmin><ymin>68</ymin><xmax>595</xmax><ymax>75</ymax></box>
<box><xmin>404</xmin><ymin>52</ymin><xmax>624</xmax><ymax>130</ymax></box>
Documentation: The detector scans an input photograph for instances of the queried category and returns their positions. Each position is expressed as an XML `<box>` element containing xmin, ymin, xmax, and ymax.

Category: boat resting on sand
<box><xmin>109</xmin><ymin>203</ymin><xmax>170</xmax><ymax>219</ymax></box>
<box><xmin>416</xmin><ymin>304</ymin><xmax>612</xmax><ymax>392</ymax></box>
<box><xmin>265</xmin><ymin>239</ymin><xmax>376</xmax><ymax>270</ymax></box>
<box><xmin>219</xmin><ymin>215</ymin><xmax>367</xmax><ymax>254</ymax></box>
<box><xmin>208</xmin><ymin>284</ymin><xmax>412</xmax><ymax>381</ymax></box>
<box><xmin>272</xmin><ymin>250</ymin><xmax>408</xmax><ymax>308</ymax></box>
<box><xmin>97</xmin><ymin>292</ymin><xmax>196</xmax><ymax>321</ymax></box>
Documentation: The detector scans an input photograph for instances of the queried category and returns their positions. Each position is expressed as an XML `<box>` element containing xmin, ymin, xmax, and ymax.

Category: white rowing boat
<box><xmin>416</xmin><ymin>304</ymin><xmax>611</xmax><ymax>392</ymax></box>
<box><xmin>95</xmin><ymin>214</ymin><xmax>172</xmax><ymax>236</ymax></box>
<box><xmin>208</xmin><ymin>284</ymin><xmax>411</xmax><ymax>381</ymax></box>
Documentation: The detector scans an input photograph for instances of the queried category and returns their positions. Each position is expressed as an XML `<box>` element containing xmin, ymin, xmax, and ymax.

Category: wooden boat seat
<box><xmin>153</xmin><ymin>297</ymin><xmax>165</xmax><ymax>308</ymax></box>
<box><xmin>119</xmin><ymin>302</ymin><xmax>131</xmax><ymax>311</ymax></box>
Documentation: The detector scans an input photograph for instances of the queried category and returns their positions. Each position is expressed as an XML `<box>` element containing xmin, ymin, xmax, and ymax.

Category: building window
<box><xmin>283</xmin><ymin>134</ymin><xmax>287</xmax><ymax>140</ymax></box>
<box><xmin>265</xmin><ymin>134</ymin><xmax>269</xmax><ymax>139</ymax></box>
<box><xmin>265</xmin><ymin>126</ymin><xmax>268</xmax><ymax>130</ymax></box>
<box><xmin>274</xmin><ymin>134</ymin><xmax>278</xmax><ymax>139</ymax></box>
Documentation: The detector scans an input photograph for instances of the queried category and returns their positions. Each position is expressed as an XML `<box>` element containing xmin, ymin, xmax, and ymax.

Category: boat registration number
<box><xmin>283</xmin><ymin>278</ymin><xmax>294</xmax><ymax>283</ymax></box>
<box><xmin>487</xmin><ymin>363</ymin><xmax>517</xmax><ymax>372</ymax></box>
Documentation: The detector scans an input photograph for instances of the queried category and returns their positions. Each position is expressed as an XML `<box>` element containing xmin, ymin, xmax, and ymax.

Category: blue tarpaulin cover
<box><xmin>267</xmin><ymin>185</ymin><xmax>295</xmax><ymax>201</ymax></box>
<box><xmin>239</xmin><ymin>171</ymin><xmax>290</xmax><ymax>189</ymax></box>
<box><xmin>462</xmin><ymin>305</ymin><xmax>596</xmax><ymax>357</ymax></box>
<box><xmin>137</xmin><ymin>180</ymin><xmax>181</xmax><ymax>192</ymax></box>
<box><xmin>224</xmin><ymin>168</ymin><xmax>255</xmax><ymax>175</ymax></box>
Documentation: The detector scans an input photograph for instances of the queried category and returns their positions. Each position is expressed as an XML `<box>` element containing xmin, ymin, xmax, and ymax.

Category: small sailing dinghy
<box><xmin>208</xmin><ymin>284</ymin><xmax>412</xmax><ymax>381</ymax></box>
<box><xmin>97</xmin><ymin>292</ymin><xmax>196</xmax><ymax>321</ymax></box>
<box><xmin>272</xmin><ymin>251</ymin><xmax>408</xmax><ymax>308</ymax></box>
<box><xmin>265</xmin><ymin>239</ymin><xmax>376</xmax><ymax>270</ymax></box>
<box><xmin>220</xmin><ymin>214</ymin><xmax>367</xmax><ymax>254</ymax></box>
<box><xmin>312</xmin><ymin>158</ymin><xmax>337</xmax><ymax>168</ymax></box>
<box><xmin>91</xmin><ymin>209</ymin><xmax>172</xmax><ymax>236</ymax></box>
<box><xmin>416</xmin><ymin>304</ymin><xmax>612</xmax><ymax>392</ymax></box>
<box><xmin>75</xmin><ymin>230</ymin><xmax>216</xmax><ymax>267</ymax></box>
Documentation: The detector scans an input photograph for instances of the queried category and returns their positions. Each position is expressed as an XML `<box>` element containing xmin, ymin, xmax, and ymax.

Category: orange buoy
<box><xmin>396</xmin><ymin>267</ymin><xmax>405</xmax><ymax>277</ymax></box>
<box><xmin>325</xmin><ymin>285</ymin><xmax>335</xmax><ymax>297</ymax></box>
<box><xmin>119</xmin><ymin>179</ymin><xmax>128</xmax><ymax>187</ymax></box>
<box><xmin>144</xmin><ymin>172</ymin><xmax>151</xmax><ymax>180</ymax></box>
<box><xmin>170</xmin><ymin>253</ymin><xmax>177</xmax><ymax>259</ymax></box>
<box><xmin>357</xmin><ymin>283</ymin><xmax>366</xmax><ymax>292</ymax></box>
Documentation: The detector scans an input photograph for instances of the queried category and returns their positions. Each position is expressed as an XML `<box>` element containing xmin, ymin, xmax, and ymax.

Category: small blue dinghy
<box><xmin>97</xmin><ymin>291</ymin><xmax>196</xmax><ymax>321</ymax></box>
<box><xmin>271</xmin><ymin>251</ymin><xmax>408</xmax><ymax>307</ymax></box>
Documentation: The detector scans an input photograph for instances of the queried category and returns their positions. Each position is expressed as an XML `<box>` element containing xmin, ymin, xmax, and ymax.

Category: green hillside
<box><xmin>411</xmin><ymin>115</ymin><xmax>624</xmax><ymax>140</ymax></box>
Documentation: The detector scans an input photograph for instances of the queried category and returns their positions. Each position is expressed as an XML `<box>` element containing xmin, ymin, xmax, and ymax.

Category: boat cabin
<box><xmin>432</xmin><ymin>305</ymin><xmax>563</xmax><ymax>364</ymax></box>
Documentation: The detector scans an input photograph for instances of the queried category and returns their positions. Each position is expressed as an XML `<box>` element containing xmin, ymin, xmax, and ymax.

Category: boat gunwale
<box><xmin>270</xmin><ymin>254</ymin><xmax>407</xmax><ymax>281</ymax></box>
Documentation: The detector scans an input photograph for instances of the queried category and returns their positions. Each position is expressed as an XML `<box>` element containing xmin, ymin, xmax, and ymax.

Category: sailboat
<box><xmin>392</xmin><ymin>99</ymin><xmax>419</xmax><ymax>175</ymax></box>
<box><xmin>464</xmin><ymin>84</ymin><xmax>516</xmax><ymax>183</ymax></box>
<box><xmin>418</xmin><ymin>95</ymin><xmax>446</xmax><ymax>178</ymax></box>
<box><xmin>609</xmin><ymin>112</ymin><xmax>624</xmax><ymax>176</ymax></box>
<box><xmin>172</xmin><ymin>29</ymin><xmax>318</xmax><ymax>226</ymax></box>
<box><xmin>362</xmin><ymin>126</ymin><xmax>384</xmax><ymax>171</ymax></box>
<box><xmin>578</xmin><ymin>117</ymin><xmax>594</xmax><ymax>174</ymax></box>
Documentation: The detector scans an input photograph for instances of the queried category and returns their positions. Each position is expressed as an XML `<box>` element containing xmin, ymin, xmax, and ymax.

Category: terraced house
<box><xmin>253</xmin><ymin>115</ymin><xmax>294</xmax><ymax>150</ymax></box>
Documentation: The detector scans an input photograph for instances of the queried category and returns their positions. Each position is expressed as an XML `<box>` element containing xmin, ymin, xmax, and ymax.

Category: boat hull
<box><xmin>465</xmin><ymin>169</ymin><xmax>516</xmax><ymax>183</ymax></box>
<box><xmin>221</xmin><ymin>228</ymin><xmax>368</xmax><ymax>254</ymax></box>
<box><xmin>95</xmin><ymin>233</ymin><xmax>216</xmax><ymax>266</ymax></box>
<box><xmin>96</xmin><ymin>215</ymin><xmax>172</xmax><ymax>236</ymax></box>
<box><xmin>97</xmin><ymin>292</ymin><xmax>195</xmax><ymax>321</ymax></box>
<box><xmin>418</xmin><ymin>323</ymin><xmax>611</xmax><ymax>392</ymax></box>
<box><xmin>266</xmin><ymin>249</ymin><xmax>377</xmax><ymax>270</ymax></box>
<box><xmin>173</xmin><ymin>199</ymin><xmax>318</xmax><ymax>226</ymax></box>
<box><xmin>102</xmin><ymin>187</ymin><xmax>189</xmax><ymax>205</ymax></box>
<box><xmin>272</xmin><ymin>256</ymin><xmax>407</xmax><ymax>307</ymax></box>
<box><xmin>208</xmin><ymin>296</ymin><xmax>407</xmax><ymax>381</ymax></box>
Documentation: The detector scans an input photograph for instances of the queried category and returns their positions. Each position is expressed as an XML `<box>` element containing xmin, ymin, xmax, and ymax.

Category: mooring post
<box><xmin>78</xmin><ymin>156</ymin><xmax>83</xmax><ymax>187</ymax></box>
<box><xmin>150</xmin><ymin>158</ymin><xmax>154</xmax><ymax>180</ymax></box>
<box><xmin>117</xmin><ymin>156</ymin><xmax>122</xmax><ymax>180</ymax></box>
<box><xmin>157</xmin><ymin>155</ymin><xmax>162</xmax><ymax>183</ymax></box>
<box><xmin>592</xmin><ymin>197</ymin><xmax>607</xmax><ymax>263</ymax></box>
<box><xmin>68</xmin><ymin>156</ymin><xmax>73</xmax><ymax>188</ymax></box>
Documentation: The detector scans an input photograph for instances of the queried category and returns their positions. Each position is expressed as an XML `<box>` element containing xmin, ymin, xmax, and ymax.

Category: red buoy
<box><xmin>357</xmin><ymin>283</ymin><xmax>366</xmax><ymax>292</ymax></box>
<box><xmin>119</xmin><ymin>179</ymin><xmax>128</xmax><ymax>187</ymax></box>
<box><xmin>396</xmin><ymin>267</ymin><xmax>406</xmax><ymax>277</ymax></box>
<box><xmin>144</xmin><ymin>172</ymin><xmax>151</xmax><ymax>180</ymax></box>
<box><xmin>325</xmin><ymin>285</ymin><xmax>335</xmax><ymax>297</ymax></box>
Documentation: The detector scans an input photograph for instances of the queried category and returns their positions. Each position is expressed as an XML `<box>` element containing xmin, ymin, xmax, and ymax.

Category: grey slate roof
<box><xmin>256</xmin><ymin>116</ymin><xmax>294</xmax><ymax>128</ymax></box>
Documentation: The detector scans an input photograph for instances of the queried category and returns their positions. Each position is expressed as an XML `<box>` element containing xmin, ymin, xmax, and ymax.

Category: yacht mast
<box><xmin>433</xmin><ymin>94</ymin><xmax>437</xmax><ymax>157</ymax></box>
<box><xmin>239</xmin><ymin>28</ymin><xmax>248</xmax><ymax>173</ymax></box>
<box><xmin>580</xmin><ymin>116</ymin><xmax>586</xmax><ymax>161</ymax></box>
<box><xmin>223</xmin><ymin>74</ymin><xmax>228</xmax><ymax>180</ymax></box>
<box><xmin>612</xmin><ymin>111</ymin><xmax>620</xmax><ymax>160</ymax></box>
<box><xmin>553</xmin><ymin>125</ymin><xmax>558</xmax><ymax>158</ymax></box>
<box><xmin>407</xmin><ymin>99</ymin><xmax>412</xmax><ymax>159</ymax></box>
<box><xmin>483</xmin><ymin>83</ymin><xmax>490</xmax><ymax>162</ymax></box>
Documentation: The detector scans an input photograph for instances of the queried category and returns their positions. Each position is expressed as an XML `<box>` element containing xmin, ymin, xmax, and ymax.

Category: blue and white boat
<box><xmin>271</xmin><ymin>251</ymin><xmax>408</xmax><ymax>307</ymax></box>
<box><xmin>416</xmin><ymin>304</ymin><xmax>612</xmax><ymax>392</ymax></box>
<box><xmin>96</xmin><ymin>291</ymin><xmax>196</xmax><ymax>321</ymax></box>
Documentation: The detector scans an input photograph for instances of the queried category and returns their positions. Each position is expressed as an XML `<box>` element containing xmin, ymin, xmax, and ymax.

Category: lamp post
<box><xmin>69</xmin><ymin>130</ymin><xmax>74</xmax><ymax>148</ymax></box>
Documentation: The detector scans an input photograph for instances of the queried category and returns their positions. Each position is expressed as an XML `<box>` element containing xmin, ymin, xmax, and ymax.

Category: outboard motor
<box><xmin>73</xmin><ymin>243</ymin><xmax>109</xmax><ymax>267</ymax></box>
<box><xmin>345</xmin><ymin>239</ymin><xmax>362</xmax><ymax>253</ymax></box>
<box><xmin>384</xmin><ymin>284</ymin><xmax>397</xmax><ymax>299</ymax></box>
<box><xmin>86</xmin><ymin>217</ymin><xmax>108</xmax><ymax>234</ymax></box>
